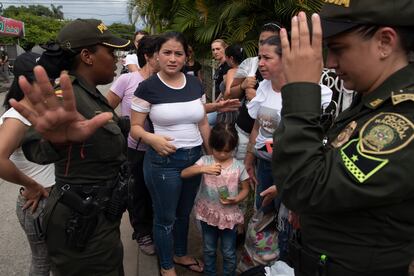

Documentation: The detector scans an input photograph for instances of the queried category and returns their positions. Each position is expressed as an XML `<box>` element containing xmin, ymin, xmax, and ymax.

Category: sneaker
<box><xmin>137</xmin><ymin>235</ymin><xmax>155</xmax><ymax>255</ymax></box>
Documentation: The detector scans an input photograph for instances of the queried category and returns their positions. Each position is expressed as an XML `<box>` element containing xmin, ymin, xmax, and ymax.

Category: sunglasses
<box><xmin>263</xmin><ymin>22</ymin><xmax>282</xmax><ymax>30</ymax></box>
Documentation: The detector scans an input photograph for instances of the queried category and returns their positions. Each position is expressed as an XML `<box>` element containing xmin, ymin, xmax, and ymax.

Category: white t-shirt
<box><xmin>247</xmin><ymin>79</ymin><xmax>282</xmax><ymax>149</ymax></box>
<box><xmin>0</xmin><ymin>108</ymin><xmax>55</xmax><ymax>188</ymax></box>
<box><xmin>247</xmin><ymin>79</ymin><xmax>332</xmax><ymax>149</ymax></box>
<box><xmin>131</xmin><ymin>73</ymin><xmax>205</xmax><ymax>149</ymax></box>
<box><xmin>124</xmin><ymin>53</ymin><xmax>139</xmax><ymax>68</ymax></box>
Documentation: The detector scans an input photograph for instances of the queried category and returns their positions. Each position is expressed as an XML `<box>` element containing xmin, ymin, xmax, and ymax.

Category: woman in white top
<box><xmin>130</xmin><ymin>31</ymin><xmax>210</xmax><ymax>276</ymax></box>
<box><xmin>245</xmin><ymin>35</ymin><xmax>332</xmax><ymax>260</ymax></box>
<box><xmin>0</xmin><ymin>52</ymin><xmax>54</xmax><ymax>276</ymax></box>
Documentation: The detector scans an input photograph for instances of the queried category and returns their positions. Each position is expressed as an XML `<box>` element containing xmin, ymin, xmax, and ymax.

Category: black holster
<box><xmin>59</xmin><ymin>189</ymin><xmax>99</xmax><ymax>251</ymax></box>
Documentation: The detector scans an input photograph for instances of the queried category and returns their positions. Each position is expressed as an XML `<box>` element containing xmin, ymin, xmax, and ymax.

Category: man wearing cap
<box><xmin>12</xmin><ymin>19</ymin><xmax>130</xmax><ymax>275</ymax></box>
<box><xmin>267</xmin><ymin>1</ymin><xmax>414</xmax><ymax>275</ymax></box>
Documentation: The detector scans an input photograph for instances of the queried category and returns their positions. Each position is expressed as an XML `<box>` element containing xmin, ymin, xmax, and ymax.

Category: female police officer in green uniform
<box><xmin>10</xmin><ymin>19</ymin><xmax>130</xmax><ymax>275</ymax></box>
<box><xmin>261</xmin><ymin>0</ymin><xmax>414</xmax><ymax>275</ymax></box>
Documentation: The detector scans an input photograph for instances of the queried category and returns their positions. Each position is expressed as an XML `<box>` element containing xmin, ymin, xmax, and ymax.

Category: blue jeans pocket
<box><xmin>150</xmin><ymin>153</ymin><xmax>169</xmax><ymax>165</ymax></box>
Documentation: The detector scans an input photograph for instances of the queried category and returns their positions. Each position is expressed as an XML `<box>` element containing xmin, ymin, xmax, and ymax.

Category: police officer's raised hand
<box><xmin>9</xmin><ymin>66</ymin><xmax>113</xmax><ymax>144</ymax></box>
<box><xmin>280</xmin><ymin>12</ymin><xmax>323</xmax><ymax>84</ymax></box>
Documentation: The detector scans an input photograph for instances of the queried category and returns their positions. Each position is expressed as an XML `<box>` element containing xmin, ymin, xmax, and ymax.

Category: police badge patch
<box><xmin>359</xmin><ymin>112</ymin><xmax>414</xmax><ymax>155</ymax></box>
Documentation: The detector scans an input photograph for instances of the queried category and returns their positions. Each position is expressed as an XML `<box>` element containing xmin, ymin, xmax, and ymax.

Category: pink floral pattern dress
<box><xmin>194</xmin><ymin>155</ymin><xmax>249</xmax><ymax>230</ymax></box>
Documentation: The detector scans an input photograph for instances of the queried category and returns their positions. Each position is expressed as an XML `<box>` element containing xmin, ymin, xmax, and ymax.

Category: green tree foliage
<box><xmin>108</xmin><ymin>23</ymin><xmax>136</xmax><ymax>41</ymax></box>
<box><xmin>50</xmin><ymin>4</ymin><xmax>64</xmax><ymax>20</ymax></box>
<box><xmin>0</xmin><ymin>5</ymin><xmax>66</xmax><ymax>50</ymax></box>
<box><xmin>129</xmin><ymin>0</ymin><xmax>323</xmax><ymax>58</ymax></box>
<box><xmin>127</xmin><ymin>0</ymin><xmax>174</xmax><ymax>33</ymax></box>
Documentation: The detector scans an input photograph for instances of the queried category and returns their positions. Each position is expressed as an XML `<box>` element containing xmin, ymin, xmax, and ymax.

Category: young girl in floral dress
<box><xmin>181</xmin><ymin>123</ymin><xmax>250</xmax><ymax>276</ymax></box>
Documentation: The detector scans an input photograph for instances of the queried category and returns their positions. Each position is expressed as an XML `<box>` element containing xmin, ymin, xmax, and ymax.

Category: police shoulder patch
<box><xmin>54</xmin><ymin>89</ymin><xmax>63</xmax><ymax>98</ymax></box>
<box><xmin>392</xmin><ymin>86</ymin><xmax>414</xmax><ymax>105</ymax></box>
<box><xmin>359</xmin><ymin>112</ymin><xmax>414</xmax><ymax>155</ymax></box>
<box><xmin>340</xmin><ymin>139</ymin><xmax>388</xmax><ymax>183</ymax></box>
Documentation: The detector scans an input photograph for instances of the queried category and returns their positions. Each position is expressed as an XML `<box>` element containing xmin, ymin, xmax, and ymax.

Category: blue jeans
<box><xmin>255</xmin><ymin>158</ymin><xmax>277</xmax><ymax>213</ymax></box>
<box><xmin>256</xmin><ymin>158</ymin><xmax>293</xmax><ymax>261</ymax></box>
<box><xmin>144</xmin><ymin>146</ymin><xmax>202</xmax><ymax>269</ymax></box>
<box><xmin>200</xmin><ymin>221</ymin><xmax>237</xmax><ymax>276</ymax></box>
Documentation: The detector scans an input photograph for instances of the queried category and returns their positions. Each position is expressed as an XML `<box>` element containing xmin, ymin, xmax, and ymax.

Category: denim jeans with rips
<box><xmin>143</xmin><ymin>146</ymin><xmax>202</xmax><ymax>269</ymax></box>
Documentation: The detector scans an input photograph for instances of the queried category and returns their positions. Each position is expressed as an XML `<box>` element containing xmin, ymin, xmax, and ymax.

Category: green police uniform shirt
<box><xmin>22</xmin><ymin>75</ymin><xmax>126</xmax><ymax>185</ymax></box>
<box><xmin>272</xmin><ymin>64</ymin><xmax>414</xmax><ymax>272</ymax></box>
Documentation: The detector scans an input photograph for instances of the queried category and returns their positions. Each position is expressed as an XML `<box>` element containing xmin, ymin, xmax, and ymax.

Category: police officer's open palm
<box><xmin>10</xmin><ymin>66</ymin><xmax>113</xmax><ymax>144</ymax></box>
<box><xmin>281</xmin><ymin>12</ymin><xmax>323</xmax><ymax>84</ymax></box>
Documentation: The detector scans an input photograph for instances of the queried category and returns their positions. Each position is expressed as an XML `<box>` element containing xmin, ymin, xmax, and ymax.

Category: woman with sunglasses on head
<box><xmin>10</xmin><ymin>19</ymin><xmax>130</xmax><ymax>275</ymax></box>
<box><xmin>268</xmin><ymin>1</ymin><xmax>414</xmax><ymax>275</ymax></box>
<box><xmin>228</xmin><ymin>22</ymin><xmax>281</xmax><ymax>162</ymax></box>
<box><xmin>245</xmin><ymin>35</ymin><xmax>331</xmax><ymax>261</ymax></box>
<box><xmin>130</xmin><ymin>31</ymin><xmax>210</xmax><ymax>276</ymax></box>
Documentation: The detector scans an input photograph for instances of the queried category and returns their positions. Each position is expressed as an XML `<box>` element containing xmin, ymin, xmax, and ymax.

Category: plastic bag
<box><xmin>264</xmin><ymin>261</ymin><xmax>294</xmax><ymax>276</ymax></box>
<box><xmin>237</xmin><ymin>210</ymin><xmax>279</xmax><ymax>273</ymax></box>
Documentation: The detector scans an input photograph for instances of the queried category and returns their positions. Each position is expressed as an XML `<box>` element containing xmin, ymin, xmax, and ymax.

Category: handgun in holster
<box><xmin>59</xmin><ymin>189</ymin><xmax>100</xmax><ymax>251</ymax></box>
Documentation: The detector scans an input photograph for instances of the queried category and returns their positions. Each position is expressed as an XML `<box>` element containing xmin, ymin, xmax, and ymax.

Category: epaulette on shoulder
<box><xmin>392</xmin><ymin>85</ymin><xmax>414</xmax><ymax>105</ymax></box>
<box><xmin>53</xmin><ymin>75</ymin><xmax>77</xmax><ymax>98</ymax></box>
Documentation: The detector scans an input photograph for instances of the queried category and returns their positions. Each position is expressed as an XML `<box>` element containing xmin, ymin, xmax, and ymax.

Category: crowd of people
<box><xmin>1</xmin><ymin>0</ymin><xmax>414</xmax><ymax>276</ymax></box>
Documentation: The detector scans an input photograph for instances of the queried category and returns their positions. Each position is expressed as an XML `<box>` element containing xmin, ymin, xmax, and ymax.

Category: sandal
<box><xmin>173</xmin><ymin>257</ymin><xmax>204</xmax><ymax>273</ymax></box>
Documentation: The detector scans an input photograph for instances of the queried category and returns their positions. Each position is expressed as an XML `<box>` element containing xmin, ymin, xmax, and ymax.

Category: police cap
<box><xmin>320</xmin><ymin>0</ymin><xmax>414</xmax><ymax>38</ymax></box>
<box><xmin>58</xmin><ymin>19</ymin><xmax>130</xmax><ymax>51</ymax></box>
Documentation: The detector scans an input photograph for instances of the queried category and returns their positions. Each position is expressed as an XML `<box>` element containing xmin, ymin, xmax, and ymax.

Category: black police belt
<box><xmin>289</xmin><ymin>236</ymin><xmax>408</xmax><ymax>276</ymax></box>
<box><xmin>56</xmin><ymin>181</ymin><xmax>114</xmax><ymax>208</ymax></box>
